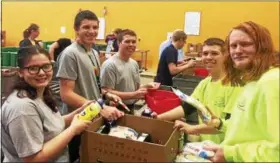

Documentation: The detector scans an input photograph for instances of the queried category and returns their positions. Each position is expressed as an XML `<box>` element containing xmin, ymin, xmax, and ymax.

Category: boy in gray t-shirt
<box><xmin>57</xmin><ymin>42</ymin><xmax>101</xmax><ymax>113</ymax></box>
<box><xmin>56</xmin><ymin>10</ymin><xmax>124</xmax><ymax>163</ymax></box>
<box><xmin>101</xmin><ymin>29</ymin><xmax>155</xmax><ymax>113</ymax></box>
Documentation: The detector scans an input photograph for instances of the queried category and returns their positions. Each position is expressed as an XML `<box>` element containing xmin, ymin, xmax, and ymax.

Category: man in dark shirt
<box><xmin>49</xmin><ymin>38</ymin><xmax>72</xmax><ymax>61</ymax></box>
<box><xmin>155</xmin><ymin>30</ymin><xmax>196</xmax><ymax>86</ymax></box>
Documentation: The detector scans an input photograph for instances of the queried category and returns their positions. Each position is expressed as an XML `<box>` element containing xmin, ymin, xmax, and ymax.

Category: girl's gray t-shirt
<box><xmin>1</xmin><ymin>90</ymin><xmax>68</xmax><ymax>162</ymax></box>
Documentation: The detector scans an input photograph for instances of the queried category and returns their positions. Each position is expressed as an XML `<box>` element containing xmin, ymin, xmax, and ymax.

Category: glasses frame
<box><xmin>23</xmin><ymin>63</ymin><xmax>53</xmax><ymax>75</ymax></box>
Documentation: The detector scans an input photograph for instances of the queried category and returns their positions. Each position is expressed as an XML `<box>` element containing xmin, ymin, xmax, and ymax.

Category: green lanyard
<box><xmin>79</xmin><ymin>43</ymin><xmax>101</xmax><ymax>93</ymax></box>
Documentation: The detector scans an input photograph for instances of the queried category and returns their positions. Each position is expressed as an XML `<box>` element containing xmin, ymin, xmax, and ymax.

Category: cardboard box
<box><xmin>185</xmin><ymin>52</ymin><xmax>199</xmax><ymax>57</ymax></box>
<box><xmin>81</xmin><ymin>115</ymin><xmax>180</xmax><ymax>162</ymax></box>
<box><xmin>187</xmin><ymin>43</ymin><xmax>197</xmax><ymax>52</ymax></box>
<box><xmin>196</xmin><ymin>43</ymin><xmax>203</xmax><ymax>53</ymax></box>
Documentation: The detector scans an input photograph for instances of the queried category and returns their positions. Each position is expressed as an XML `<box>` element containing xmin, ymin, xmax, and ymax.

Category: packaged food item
<box><xmin>136</xmin><ymin>133</ymin><xmax>151</xmax><ymax>142</ymax></box>
<box><xmin>141</xmin><ymin>107</ymin><xmax>153</xmax><ymax>117</ymax></box>
<box><xmin>175</xmin><ymin>153</ymin><xmax>211</xmax><ymax>162</ymax></box>
<box><xmin>183</xmin><ymin>142</ymin><xmax>214</xmax><ymax>159</ymax></box>
<box><xmin>175</xmin><ymin>141</ymin><xmax>215</xmax><ymax>162</ymax></box>
<box><xmin>108</xmin><ymin>126</ymin><xmax>139</xmax><ymax>140</ymax></box>
<box><xmin>79</xmin><ymin>99</ymin><xmax>104</xmax><ymax>121</ymax></box>
<box><xmin>147</xmin><ymin>82</ymin><xmax>161</xmax><ymax>90</ymax></box>
<box><xmin>96</xmin><ymin>124</ymin><xmax>152</xmax><ymax>143</ymax></box>
<box><xmin>172</xmin><ymin>88</ymin><xmax>212</xmax><ymax>122</ymax></box>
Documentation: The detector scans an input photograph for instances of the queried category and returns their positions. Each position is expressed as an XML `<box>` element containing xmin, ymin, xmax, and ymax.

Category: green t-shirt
<box><xmin>222</xmin><ymin>68</ymin><xmax>279</xmax><ymax>162</ymax></box>
<box><xmin>186</xmin><ymin>77</ymin><xmax>242</xmax><ymax>143</ymax></box>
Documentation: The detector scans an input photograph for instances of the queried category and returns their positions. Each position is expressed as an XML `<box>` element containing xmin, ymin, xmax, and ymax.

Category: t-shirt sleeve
<box><xmin>164</xmin><ymin>48</ymin><xmax>177</xmax><ymax>65</ymax></box>
<box><xmin>100</xmin><ymin>61</ymin><xmax>116</xmax><ymax>89</ymax></box>
<box><xmin>56</xmin><ymin>51</ymin><xmax>78</xmax><ymax>80</ymax></box>
<box><xmin>8</xmin><ymin>102</ymin><xmax>44</xmax><ymax>158</ymax></box>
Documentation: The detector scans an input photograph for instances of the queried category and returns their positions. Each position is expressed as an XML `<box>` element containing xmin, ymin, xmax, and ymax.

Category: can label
<box><xmin>79</xmin><ymin>102</ymin><xmax>102</xmax><ymax>121</ymax></box>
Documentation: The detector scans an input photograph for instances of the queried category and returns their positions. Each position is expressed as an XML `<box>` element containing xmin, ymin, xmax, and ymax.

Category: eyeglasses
<box><xmin>23</xmin><ymin>63</ymin><xmax>53</xmax><ymax>75</ymax></box>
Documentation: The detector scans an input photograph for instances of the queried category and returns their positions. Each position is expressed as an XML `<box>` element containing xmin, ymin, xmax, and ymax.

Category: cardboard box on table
<box><xmin>80</xmin><ymin>114</ymin><xmax>180</xmax><ymax>162</ymax></box>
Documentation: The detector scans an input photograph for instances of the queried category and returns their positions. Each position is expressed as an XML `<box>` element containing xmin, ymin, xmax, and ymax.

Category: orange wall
<box><xmin>2</xmin><ymin>1</ymin><xmax>279</xmax><ymax>72</ymax></box>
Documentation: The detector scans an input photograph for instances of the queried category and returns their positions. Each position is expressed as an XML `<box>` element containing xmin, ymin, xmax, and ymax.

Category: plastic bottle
<box><xmin>79</xmin><ymin>99</ymin><xmax>104</xmax><ymax>121</ymax></box>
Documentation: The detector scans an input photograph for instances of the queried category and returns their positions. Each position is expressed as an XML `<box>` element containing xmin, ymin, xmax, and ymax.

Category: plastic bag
<box><xmin>108</xmin><ymin>126</ymin><xmax>139</xmax><ymax>140</ymax></box>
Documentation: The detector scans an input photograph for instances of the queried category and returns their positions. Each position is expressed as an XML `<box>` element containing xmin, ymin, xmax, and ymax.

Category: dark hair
<box><xmin>222</xmin><ymin>21</ymin><xmax>279</xmax><ymax>86</ymax></box>
<box><xmin>172</xmin><ymin>30</ymin><xmax>187</xmax><ymax>42</ymax></box>
<box><xmin>117</xmin><ymin>29</ymin><xmax>137</xmax><ymax>44</ymax></box>
<box><xmin>203</xmin><ymin>37</ymin><xmax>226</xmax><ymax>53</ymax></box>
<box><xmin>13</xmin><ymin>46</ymin><xmax>58</xmax><ymax>112</ymax></box>
<box><xmin>23</xmin><ymin>23</ymin><xmax>39</xmax><ymax>39</ymax></box>
<box><xmin>74</xmin><ymin>10</ymin><xmax>99</xmax><ymax>30</ymax></box>
<box><xmin>113</xmin><ymin>28</ymin><xmax>122</xmax><ymax>35</ymax></box>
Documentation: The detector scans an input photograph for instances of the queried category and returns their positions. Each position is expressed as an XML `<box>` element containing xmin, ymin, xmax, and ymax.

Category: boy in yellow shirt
<box><xmin>154</xmin><ymin>38</ymin><xmax>242</xmax><ymax>144</ymax></box>
<box><xmin>204</xmin><ymin>21</ymin><xmax>279</xmax><ymax>162</ymax></box>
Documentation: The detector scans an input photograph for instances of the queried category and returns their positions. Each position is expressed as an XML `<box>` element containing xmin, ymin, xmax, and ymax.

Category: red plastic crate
<box><xmin>145</xmin><ymin>89</ymin><xmax>181</xmax><ymax>114</ymax></box>
<box><xmin>194</xmin><ymin>68</ymin><xmax>209</xmax><ymax>78</ymax></box>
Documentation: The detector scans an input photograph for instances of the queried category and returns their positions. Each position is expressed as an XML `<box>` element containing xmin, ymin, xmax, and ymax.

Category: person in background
<box><xmin>105</xmin><ymin>28</ymin><xmax>122</xmax><ymax>52</ymax></box>
<box><xmin>152</xmin><ymin>38</ymin><xmax>242</xmax><ymax>144</ymax></box>
<box><xmin>1</xmin><ymin>46</ymin><xmax>92</xmax><ymax>162</ymax></box>
<box><xmin>101</xmin><ymin>29</ymin><xmax>155</xmax><ymax>114</ymax></box>
<box><xmin>19</xmin><ymin>23</ymin><xmax>42</xmax><ymax>48</ymax></box>
<box><xmin>203</xmin><ymin>21</ymin><xmax>279</xmax><ymax>162</ymax></box>
<box><xmin>49</xmin><ymin>38</ymin><xmax>72</xmax><ymax>62</ymax></box>
<box><xmin>155</xmin><ymin>29</ymin><xmax>196</xmax><ymax>86</ymax></box>
<box><xmin>56</xmin><ymin>10</ymin><xmax>124</xmax><ymax>163</ymax></box>
<box><xmin>159</xmin><ymin>32</ymin><xmax>185</xmax><ymax>62</ymax></box>
<box><xmin>49</xmin><ymin>37</ymin><xmax>100</xmax><ymax>62</ymax></box>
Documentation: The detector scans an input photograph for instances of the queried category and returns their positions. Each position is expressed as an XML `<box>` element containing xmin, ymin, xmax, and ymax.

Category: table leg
<box><xmin>141</xmin><ymin>52</ymin><xmax>144</xmax><ymax>69</ymax></box>
<box><xmin>145</xmin><ymin>52</ymin><xmax>148</xmax><ymax>70</ymax></box>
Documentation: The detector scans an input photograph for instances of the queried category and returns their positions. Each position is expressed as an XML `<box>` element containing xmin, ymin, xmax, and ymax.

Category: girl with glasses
<box><xmin>1</xmin><ymin>46</ymin><xmax>92</xmax><ymax>162</ymax></box>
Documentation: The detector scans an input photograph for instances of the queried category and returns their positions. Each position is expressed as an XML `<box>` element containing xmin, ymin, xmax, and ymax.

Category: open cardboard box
<box><xmin>80</xmin><ymin>114</ymin><xmax>180</xmax><ymax>162</ymax></box>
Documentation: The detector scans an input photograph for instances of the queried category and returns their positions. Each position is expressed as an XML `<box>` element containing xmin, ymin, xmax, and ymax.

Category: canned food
<box><xmin>79</xmin><ymin>99</ymin><xmax>104</xmax><ymax>121</ymax></box>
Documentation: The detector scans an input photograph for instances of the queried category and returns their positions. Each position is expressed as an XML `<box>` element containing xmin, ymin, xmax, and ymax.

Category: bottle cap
<box><xmin>198</xmin><ymin>151</ymin><xmax>208</xmax><ymax>159</ymax></box>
